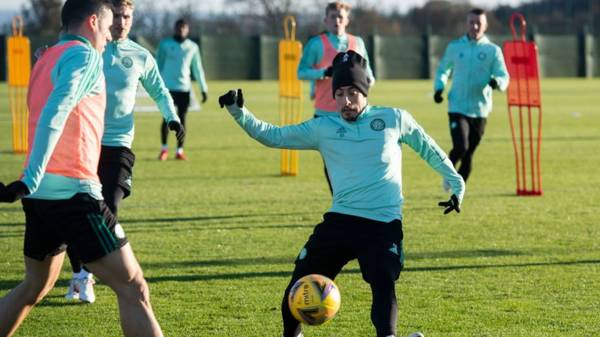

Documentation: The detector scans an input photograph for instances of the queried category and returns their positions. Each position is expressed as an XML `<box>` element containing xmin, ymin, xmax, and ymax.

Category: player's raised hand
<box><xmin>433</xmin><ymin>90</ymin><xmax>444</xmax><ymax>104</ymax></box>
<box><xmin>167</xmin><ymin>121</ymin><xmax>185</xmax><ymax>143</ymax></box>
<box><xmin>0</xmin><ymin>181</ymin><xmax>30</xmax><ymax>203</ymax></box>
<box><xmin>438</xmin><ymin>194</ymin><xmax>460</xmax><ymax>215</ymax></box>
<box><xmin>218</xmin><ymin>89</ymin><xmax>244</xmax><ymax>108</ymax></box>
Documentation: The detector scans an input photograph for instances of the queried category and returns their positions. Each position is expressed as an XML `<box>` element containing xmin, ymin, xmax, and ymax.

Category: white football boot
<box><xmin>407</xmin><ymin>332</ymin><xmax>425</xmax><ymax>337</ymax></box>
<box><xmin>75</xmin><ymin>277</ymin><xmax>96</xmax><ymax>303</ymax></box>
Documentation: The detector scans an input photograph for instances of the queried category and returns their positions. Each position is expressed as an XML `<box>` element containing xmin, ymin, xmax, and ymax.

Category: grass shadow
<box><xmin>144</xmin><ymin>259</ymin><xmax>600</xmax><ymax>283</ymax></box>
<box><xmin>120</xmin><ymin>212</ymin><xmax>314</xmax><ymax>225</ymax></box>
<box><xmin>408</xmin><ymin>249</ymin><xmax>526</xmax><ymax>260</ymax></box>
<box><xmin>143</xmin><ymin>256</ymin><xmax>294</xmax><ymax>269</ymax></box>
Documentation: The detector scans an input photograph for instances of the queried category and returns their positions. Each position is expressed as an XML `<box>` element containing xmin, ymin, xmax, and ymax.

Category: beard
<box><xmin>174</xmin><ymin>34</ymin><xmax>186</xmax><ymax>43</ymax></box>
<box><xmin>341</xmin><ymin>107</ymin><xmax>360</xmax><ymax>121</ymax></box>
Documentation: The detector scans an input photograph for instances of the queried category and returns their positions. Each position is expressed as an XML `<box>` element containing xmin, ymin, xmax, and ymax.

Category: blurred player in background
<box><xmin>156</xmin><ymin>18</ymin><xmax>208</xmax><ymax>160</ymax></box>
<box><xmin>433</xmin><ymin>8</ymin><xmax>509</xmax><ymax>189</ymax></box>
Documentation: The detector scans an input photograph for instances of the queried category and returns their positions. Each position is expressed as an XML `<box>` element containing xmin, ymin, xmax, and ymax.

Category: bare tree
<box><xmin>231</xmin><ymin>0</ymin><xmax>298</xmax><ymax>35</ymax></box>
<box><xmin>21</xmin><ymin>0</ymin><xmax>62</xmax><ymax>37</ymax></box>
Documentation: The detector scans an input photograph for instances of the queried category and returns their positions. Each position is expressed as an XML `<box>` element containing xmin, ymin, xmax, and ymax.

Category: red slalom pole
<box><xmin>502</xmin><ymin>13</ymin><xmax>543</xmax><ymax>196</ymax></box>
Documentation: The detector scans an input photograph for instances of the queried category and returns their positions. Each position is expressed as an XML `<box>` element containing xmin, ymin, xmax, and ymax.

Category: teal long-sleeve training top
<box><xmin>434</xmin><ymin>35</ymin><xmax>509</xmax><ymax>118</ymax></box>
<box><xmin>156</xmin><ymin>37</ymin><xmax>208</xmax><ymax>94</ymax></box>
<box><xmin>102</xmin><ymin>38</ymin><xmax>180</xmax><ymax>148</ymax></box>
<box><xmin>225</xmin><ymin>103</ymin><xmax>465</xmax><ymax>223</ymax></box>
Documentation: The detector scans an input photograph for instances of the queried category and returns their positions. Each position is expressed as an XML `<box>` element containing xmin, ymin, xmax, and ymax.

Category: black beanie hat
<box><xmin>331</xmin><ymin>50</ymin><xmax>369</xmax><ymax>98</ymax></box>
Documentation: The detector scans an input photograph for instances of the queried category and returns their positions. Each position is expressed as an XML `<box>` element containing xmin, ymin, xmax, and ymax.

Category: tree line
<box><xmin>15</xmin><ymin>0</ymin><xmax>600</xmax><ymax>44</ymax></box>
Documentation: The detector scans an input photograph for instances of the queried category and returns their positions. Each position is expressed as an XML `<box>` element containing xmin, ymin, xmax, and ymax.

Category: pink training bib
<box><xmin>26</xmin><ymin>41</ymin><xmax>105</xmax><ymax>182</ymax></box>
<box><xmin>314</xmin><ymin>33</ymin><xmax>357</xmax><ymax>113</ymax></box>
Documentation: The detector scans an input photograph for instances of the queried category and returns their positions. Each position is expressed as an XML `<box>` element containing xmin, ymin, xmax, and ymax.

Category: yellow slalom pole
<box><xmin>7</xmin><ymin>16</ymin><xmax>31</xmax><ymax>154</ymax></box>
<box><xmin>278</xmin><ymin>15</ymin><xmax>303</xmax><ymax>176</ymax></box>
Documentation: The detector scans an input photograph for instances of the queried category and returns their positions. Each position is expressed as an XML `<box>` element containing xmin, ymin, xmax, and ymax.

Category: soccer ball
<box><xmin>287</xmin><ymin>274</ymin><xmax>341</xmax><ymax>326</ymax></box>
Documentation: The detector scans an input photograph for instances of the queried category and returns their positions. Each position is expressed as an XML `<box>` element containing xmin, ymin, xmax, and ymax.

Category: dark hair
<box><xmin>61</xmin><ymin>0</ymin><xmax>113</xmax><ymax>31</ymax></box>
<box><xmin>469</xmin><ymin>8</ymin><xmax>486</xmax><ymax>16</ymax></box>
<box><xmin>175</xmin><ymin>18</ymin><xmax>189</xmax><ymax>28</ymax></box>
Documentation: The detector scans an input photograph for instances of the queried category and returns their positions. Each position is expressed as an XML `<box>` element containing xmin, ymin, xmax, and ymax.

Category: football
<box><xmin>287</xmin><ymin>274</ymin><xmax>341</xmax><ymax>326</ymax></box>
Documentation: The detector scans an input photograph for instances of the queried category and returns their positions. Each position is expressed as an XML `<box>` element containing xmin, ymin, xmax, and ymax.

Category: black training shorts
<box><xmin>293</xmin><ymin>212</ymin><xmax>405</xmax><ymax>284</ymax></box>
<box><xmin>98</xmin><ymin>145</ymin><xmax>135</xmax><ymax>198</ymax></box>
<box><xmin>22</xmin><ymin>193</ymin><xmax>128</xmax><ymax>263</ymax></box>
<box><xmin>170</xmin><ymin>90</ymin><xmax>191</xmax><ymax>113</ymax></box>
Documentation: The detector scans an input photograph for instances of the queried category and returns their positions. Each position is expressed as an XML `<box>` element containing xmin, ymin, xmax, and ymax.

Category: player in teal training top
<box><xmin>220</xmin><ymin>51</ymin><xmax>465</xmax><ymax>337</ymax></box>
<box><xmin>0</xmin><ymin>1</ymin><xmax>163</xmax><ymax>336</ymax></box>
<box><xmin>156</xmin><ymin>18</ymin><xmax>209</xmax><ymax>160</ymax></box>
<box><xmin>298</xmin><ymin>1</ymin><xmax>375</xmax><ymax>117</ymax></box>
<box><xmin>433</xmin><ymin>8</ymin><xmax>509</xmax><ymax>189</ymax></box>
<box><xmin>64</xmin><ymin>0</ymin><xmax>185</xmax><ymax>303</ymax></box>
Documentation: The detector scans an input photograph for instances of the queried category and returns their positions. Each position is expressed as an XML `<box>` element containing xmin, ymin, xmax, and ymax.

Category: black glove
<box><xmin>433</xmin><ymin>90</ymin><xmax>444</xmax><ymax>104</ymax></box>
<box><xmin>323</xmin><ymin>66</ymin><xmax>333</xmax><ymax>78</ymax></box>
<box><xmin>488</xmin><ymin>78</ymin><xmax>498</xmax><ymax>90</ymax></box>
<box><xmin>218</xmin><ymin>89</ymin><xmax>244</xmax><ymax>108</ymax></box>
<box><xmin>167</xmin><ymin>121</ymin><xmax>185</xmax><ymax>143</ymax></box>
<box><xmin>201</xmin><ymin>91</ymin><xmax>208</xmax><ymax>103</ymax></box>
<box><xmin>438</xmin><ymin>194</ymin><xmax>460</xmax><ymax>215</ymax></box>
<box><xmin>0</xmin><ymin>181</ymin><xmax>30</xmax><ymax>203</ymax></box>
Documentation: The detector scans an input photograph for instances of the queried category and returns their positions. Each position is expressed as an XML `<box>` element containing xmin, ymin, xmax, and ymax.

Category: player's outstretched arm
<box><xmin>218</xmin><ymin>89</ymin><xmax>318</xmax><ymax>150</ymax></box>
<box><xmin>397</xmin><ymin>108</ymin><xmax>465</xmax><ymax>211</ymax></box>
<box><xmin>0</xmin><ymin>181</ymin><xmax>30</xmax><ymax>203</ymax></box>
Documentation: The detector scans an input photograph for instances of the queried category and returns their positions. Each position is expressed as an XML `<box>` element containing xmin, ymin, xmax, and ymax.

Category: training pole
<box><xmin>502</xmin><ymin>13</ymin><xmax>543</xmax><ymax>196</ymax></box>
<box><xmin>278</xmin><ymin>15</ymin><xmax>303</xmax><ymax>176</ymax></box>
<box><xmin>7</xmin><ymin>16</ymin><xmax>31</xmax><ymax>154</ymax></box>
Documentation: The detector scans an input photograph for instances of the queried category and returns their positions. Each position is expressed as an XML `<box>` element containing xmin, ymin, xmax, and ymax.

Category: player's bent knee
<box><xmin>117</xmin><ymin>274</ymin><xmax>151</xmax><ymax>304</ymax></box>
<box><xmin>363</xmin><ymin>266</ymin><xmax>400</xmax><ymax>287</ymax></box>
<box><xmin>21</xmin><ymin>279</ymin><xmax>54</xmax><ymax>305</ymax></box>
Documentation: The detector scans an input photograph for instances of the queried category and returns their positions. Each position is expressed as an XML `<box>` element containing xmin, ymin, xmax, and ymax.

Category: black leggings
<box><xmin>161</xmin><ymin>91</ymin><xmax>190</xmax><ymax>148</ymax></box>
<box><xmin>448</xmin><ymin>113</ymin><xmax>487</xmax><ymax>182</ymax></box>
<box><xmin>282</xmin><ymin>213</ymin><xmax>403</xmax><ymax>337</ymax></box>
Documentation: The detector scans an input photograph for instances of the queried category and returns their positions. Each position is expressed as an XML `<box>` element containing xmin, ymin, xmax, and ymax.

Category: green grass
<box><xmin>1</xmin><ymin>79</ymin><xmax>599</xmax><ymax>337</ymax></box>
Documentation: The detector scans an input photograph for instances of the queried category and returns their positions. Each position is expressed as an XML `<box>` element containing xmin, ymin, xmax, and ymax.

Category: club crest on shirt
<box><xmin>336</xmin><ymin>127</ymin><xmax>347</xmax><ymax>137</ymax></box>
<box><xmin>121</xmin><ymin>56</ymin><xmax>133</xmax><ymax>68</ymax></box>
<box><xmin>370</xmin><ymin>118</ymin><xmax>385</xmax><ymax>131</ymax></box>
<box><xmin>478</xmin><ymin>52</ymin><xmax>487</xmax><ymax>61</ymax></box>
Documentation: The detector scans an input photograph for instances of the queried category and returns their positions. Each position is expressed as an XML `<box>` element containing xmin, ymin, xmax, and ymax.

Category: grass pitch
<box><xmin>1</xmin><ymin>79</ymin><xmax>599</xmax><ymax>337</ymax></box>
